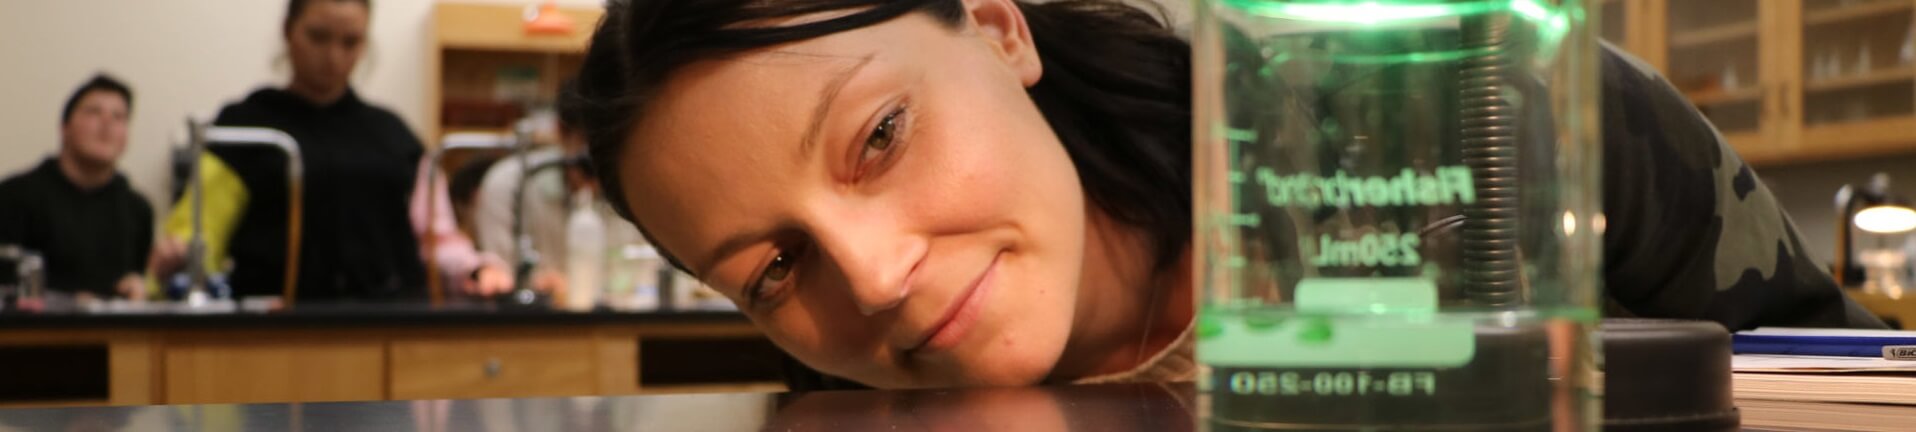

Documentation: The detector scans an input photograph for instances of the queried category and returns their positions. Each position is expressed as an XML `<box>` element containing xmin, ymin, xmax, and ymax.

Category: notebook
<box><xmin>1732</xmin><ymin>327</ymin><xmax>1916</xmax><ymax>357</ymax></box>
<box><xmin>1729</xmin><ymin>328</ymin><xmax>1916</xmax><ymax>406</ymax></box>
<box><xmin>1733</xmin><ymin>372</ymin><xmax>1916</xmax><ymax>405</ymax></box>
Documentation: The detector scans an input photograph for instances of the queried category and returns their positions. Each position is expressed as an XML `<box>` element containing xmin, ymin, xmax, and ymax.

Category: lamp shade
<box><xmin>1854</xmin><ymin>204</ymin><xmax>1916</xmax><ymax>234</ymax></box>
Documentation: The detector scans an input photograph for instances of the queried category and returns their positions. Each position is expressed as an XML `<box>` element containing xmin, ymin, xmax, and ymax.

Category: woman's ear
<box><xmin>963</xmin><ymin>0</ymin><xmax>1042</xmax><ymax>87</ymax></box>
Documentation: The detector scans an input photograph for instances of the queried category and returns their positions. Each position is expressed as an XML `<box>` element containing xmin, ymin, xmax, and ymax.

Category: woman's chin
<box><xmin>930</xmin><ymin>340</ymin><xmax>1069</xmax><ymax>387</ymax></box>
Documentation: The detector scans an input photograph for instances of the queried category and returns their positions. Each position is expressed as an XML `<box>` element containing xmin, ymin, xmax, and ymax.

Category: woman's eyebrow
<box><xmin>696</xmin><ymin>56</ymin><xmax>874</xmax><ymax>282</ymax></box>
<box><xmin>797</xmin><ymin>54</ymin><xmax>875</xmax><ymax>158</ymax></box>
<box><xmin>698</xmin><ymin>226</ymin><xmax>771</xmax><ymax>282</ymax></box>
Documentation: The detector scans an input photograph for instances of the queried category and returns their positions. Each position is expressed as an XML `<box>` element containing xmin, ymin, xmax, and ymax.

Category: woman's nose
<box><xmin>812</xmin><ymin>218</ymin><xmax>927</xmax><ymax>317</ymax></box>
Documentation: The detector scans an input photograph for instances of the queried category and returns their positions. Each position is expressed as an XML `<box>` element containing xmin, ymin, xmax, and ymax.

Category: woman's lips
<box><xmin>911</xmin><ymin>253</ymin><xmax>1001</xmax><ymax>355</ymax></box>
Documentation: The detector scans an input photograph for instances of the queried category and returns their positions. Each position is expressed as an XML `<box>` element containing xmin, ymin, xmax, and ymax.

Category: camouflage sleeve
<box><xmin>1597</xmin><ymin>44</ymin><xmax>1886</xmax><ymax>330</ymax></box>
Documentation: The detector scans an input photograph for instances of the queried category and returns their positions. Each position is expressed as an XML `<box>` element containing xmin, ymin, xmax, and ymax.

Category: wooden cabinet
<box><xmin>1597</xmin><ymin>0</ymin><xmax>1661</xmax><ymax>62</ymax></box>
<box><xmin>1661</xmin><ymin>0</ymin><xmax>1780</xmax><ymax>156</ymax></box>
<box><xmin>390</xmin><ymin>336</ymin><xmax>598</xmax><ymax>400</ymax></box>
<box><xmin>1793</xmin><ymin>0</ymin><xmax>1916</xmax><ymax>162</ymax></box>
<box><xmin>427</xmin><ymin>3</ymin><xmax>601</xmax><ymax>143</ymax></box>
<box><xmin>1851</xmin><ymin>289</ymin><xmax>1916</xmax><ymax>328</ymax></box>
<box><xmin>433</xmin><ymin>3</ymin><xmax>600</xmax><ymax>53</ymax></box>
<box><xmin>0</xmin><ymin>316</ymin><xmax>770</xmax><ymax>408</ymax></box>
<box><xmin>0</xmin><ymin>332</ymin><xmax>157</xmax><ymax>407</ymax></box>
<box><xmin>162</xmin><ymin>340</ymin><xmax>386</xmax><ymax>404</ymax></box>
<box><xmin>1614</xmin><ymin>0</ymin><xmax>1916</xmax><ymax>166</ymax></box>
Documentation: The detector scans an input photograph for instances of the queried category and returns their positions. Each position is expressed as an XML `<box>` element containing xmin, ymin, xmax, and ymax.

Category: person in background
<box><xmin>0</xmin><ymin>74</ymin><xmax>153</xmax><ymax>300</ymax></box>
<box><xmin>448</xmin><ymin>153</ymin><xmax>506</xmax><ymax>241</ymax></box>
<box><xmin>149</xmin><ymin>0</ymin><xmax>512</xmax><ymax>301</ymax></box>
<box><xmin>471</xmin><ymin>84</ymin><xmax>600</xmax><ymax>297</ymax></box>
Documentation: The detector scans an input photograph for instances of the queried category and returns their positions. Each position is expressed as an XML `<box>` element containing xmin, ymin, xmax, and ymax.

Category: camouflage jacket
<box><xmin>1599</xmin><ymin>45</ymin><xmax>1885</xmax><ymax>330</ymax></box>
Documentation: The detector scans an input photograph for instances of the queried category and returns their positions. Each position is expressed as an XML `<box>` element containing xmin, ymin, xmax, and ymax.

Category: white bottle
<box><xmin>564</xmin><ymin>189</ymin><xmax>606</xmax><ymax>311</ymax></box>
<box><xmin>1901</xmin><ymin>17</ymin><xmax>1916</xmax><ymax>65</ymax></box>
<box><xmin>625</xmin><ymin>245</ymin><xmax>663</xmax><ymax>311</ymax></box>
<box><xmin>1857</xmin><ymin>40</ymin><xmax>1874</xmax><ymax>76</ymax></box>
<box><xmin>1720</xmin><ymin>64</ymin><xmax>1739</xmax><ymax>90</ymax></box>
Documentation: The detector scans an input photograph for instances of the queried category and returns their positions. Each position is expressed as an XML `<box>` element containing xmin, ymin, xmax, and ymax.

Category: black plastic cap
<box><xmin>1601</xmin><ymin>318</ymin><xmax>1740</xmax><ymax>431</ymax></box>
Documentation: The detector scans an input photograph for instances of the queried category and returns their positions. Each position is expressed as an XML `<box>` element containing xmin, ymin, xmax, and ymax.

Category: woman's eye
<box><xmin>749</xmin><ymin>244</ymin><xmax>807</xmax><ymax>305</ymax></box>
<box><xmin>763</xmin><ymin>253</ymin><xmax>794</xmax><ymax>283</ymax></box>
<box><xmin>857</xmin><ymin>107</ymin><xmax>905</xmax><ymax>169</ymax></box>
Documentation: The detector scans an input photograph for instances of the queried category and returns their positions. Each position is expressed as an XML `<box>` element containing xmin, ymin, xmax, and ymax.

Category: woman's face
<box><xmin>618</xmin><ymin>1</ymin><xmax>1089</xmax><ymax>387</ymax></box>
<box><xmin>285</xmin><ymin>0</ymin><xmax>368</xmax><ymax>101</ymax></box>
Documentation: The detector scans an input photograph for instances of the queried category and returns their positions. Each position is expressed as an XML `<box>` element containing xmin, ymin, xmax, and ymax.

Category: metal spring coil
<box><xmin>1459</xmin><ymin>14</ymin><xmax>1523</xmax><ymax>307</ymax></box>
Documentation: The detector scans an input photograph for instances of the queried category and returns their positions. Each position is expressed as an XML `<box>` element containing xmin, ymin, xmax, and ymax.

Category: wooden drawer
<box><xmin>163</xmin><ymin>341</ymin><xmax>383</xmax><ymax>404</ymax></box>
<box><xmin>389</xmin><ymin>336</ymin><xmax>597</xmax><ymax>400</ymax></box>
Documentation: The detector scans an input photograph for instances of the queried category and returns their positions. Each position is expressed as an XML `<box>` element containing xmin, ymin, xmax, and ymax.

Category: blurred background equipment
<box><xmin>1835</xmin><ymin>172</ymin><xmax>1916</xmax><ymax>296</ymax></box>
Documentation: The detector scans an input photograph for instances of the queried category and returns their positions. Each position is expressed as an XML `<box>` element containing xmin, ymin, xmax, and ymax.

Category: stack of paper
<box><xmin>1738</xmin><ymin>399</ymin><xmax>1916</xmax><ymax>432</ymax></box>
<box><xmin>1730</xmin><ymin>328</ymin><xmax>1916</xmax><ymax>405</ymax></box>
<box><xmin>1729</xmin><ymin>328</ymin><xmax>1916</xmax><ymax>430</ymax></box>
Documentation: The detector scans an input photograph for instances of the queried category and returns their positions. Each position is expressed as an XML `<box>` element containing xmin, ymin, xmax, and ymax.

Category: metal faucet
<box><xmin>0</xmin><ymin>244</ymin><xmax>44</xmax><ymax>304</ymax></box>
<box><xmin>515</xmin><ymin>157</ymin><xmax>574</xmax><ymax>253</ymax></box>
<box><xmin>180</xmin><ymin>120</ymin><xmax>304</xmax><ymax>302</ymax></box>
<box><xmin>425</xmin><ymin>122</ymin><xmax>543</xmax><ymax>304</ymax></box>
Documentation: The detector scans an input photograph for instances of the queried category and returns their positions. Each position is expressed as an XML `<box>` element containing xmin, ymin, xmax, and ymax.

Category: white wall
<box><xmin>0</xmin><ymin>0</ymin><xmax>1190</xmax><ymax>217</ymax></box>
<box><xmin>0</xmin><ymin>0</ymin><xmax>604</xmax><ymax>215</ymax></box>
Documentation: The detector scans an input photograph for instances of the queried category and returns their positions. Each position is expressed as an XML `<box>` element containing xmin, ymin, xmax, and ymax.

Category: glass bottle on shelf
<box><xmin>1857</xmin><ymin>40</ymin><xmax>1874</xmax><ymax>76</ymax></box>
<box><xmin>1901</xmin><ymin>16</ymin><xmax>1916</xmax><ymax>65</ymax></box>
<box><xmin>1828</xmin><ymin>45</ymin><xmax>1845</xmax><ymax>78</ymax></box>
<box><xmin>1814</xmin><ymin>46</ymin><xmax>1836</xmax><ymax>80</ymax></box>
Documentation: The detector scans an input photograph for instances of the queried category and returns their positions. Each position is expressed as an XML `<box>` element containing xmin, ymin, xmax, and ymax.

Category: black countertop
<box><xmin>0</xmin><ymin>383</ymin><xmax>1196</xmax><ymax>431</ymax></box>
<box><xmin>0</xmin><ymin>301</ymin><xmax>748</xmax><ymax>329</ymax></box>
<box><xmin>0</xmin><ymin>383</ymin><xmax>1834</xmax><ymax>431</ymax></box>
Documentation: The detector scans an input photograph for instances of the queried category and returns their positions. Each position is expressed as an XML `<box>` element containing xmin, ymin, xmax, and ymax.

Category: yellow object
<box><xmin>160</xmin><ymin>153</ymin><xmax>250</xmax><ymax>278</ymax></box>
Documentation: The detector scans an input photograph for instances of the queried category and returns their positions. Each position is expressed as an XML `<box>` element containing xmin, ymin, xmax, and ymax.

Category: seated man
<box><xmin>0</xmin><ymin>74</ymin><xmax>154</xmax><ymax>300</ymax></box>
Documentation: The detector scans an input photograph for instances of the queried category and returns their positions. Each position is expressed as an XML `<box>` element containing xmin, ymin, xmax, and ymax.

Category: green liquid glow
<box><xmin>1219</xmin><ymin>0</ymin><xmax>1574</xmax><ymax>50</ymax></box>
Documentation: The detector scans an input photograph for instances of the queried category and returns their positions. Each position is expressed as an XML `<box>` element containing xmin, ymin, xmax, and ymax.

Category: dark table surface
<box><xmin>0</xmin><ymin>300</ymin><xmax>748</xmax><ymax>329</ymax></box>
<box><xmin>0</xmin><ymin>382</ymin><xmax>1830</xmax><ymax>431</ymax></box>
<box><xmin>0</xmin><ymin>383</ymin><xmax>1198</xmax><ymax>431</ymax></box>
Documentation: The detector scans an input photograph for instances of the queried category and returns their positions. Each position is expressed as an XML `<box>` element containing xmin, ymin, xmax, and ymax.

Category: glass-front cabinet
<box><xmin>1658</xmin><ymin>0</ymin><xmax>1781</xmax><ymax>159</ymax></box>
<box><xmin>1797</xmin><ymin>0</ymin><xmax>1916</xmax><ymax>159</ymax></box>
<box><xmin>1614</xmin><ymin>0</ymin><xmax>1916</xmax><ymax>165</ymax></box>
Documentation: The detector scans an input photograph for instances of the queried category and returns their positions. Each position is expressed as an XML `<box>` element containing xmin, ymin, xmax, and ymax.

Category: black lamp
<box><xmin>1834</xmin><ymin>173</ymin><xmax>1916</xmax><ymax>287</ymax></box>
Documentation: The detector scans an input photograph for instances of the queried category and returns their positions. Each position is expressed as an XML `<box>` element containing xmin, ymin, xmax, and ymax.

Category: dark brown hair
<box><xmin>60</xmin><ymin>73</ymin><xmax>133</xmax><ymax>125</ymax></box>
<box><xmin>569</xmin><ymin>0</ymin><xmax>1191</xmax><ymax>392</ymax></box>
<box><xmin>283</xmin><ymin>0</ymin><xmax>371</xmax><ymax>34</ymax></box>
<box><xmin>571</xmin><ymin>0</ymin><xmax>1192</xmax><ymax>275</ymax></box>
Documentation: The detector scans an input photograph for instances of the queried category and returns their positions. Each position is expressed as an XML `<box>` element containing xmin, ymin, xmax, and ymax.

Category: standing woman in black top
<box><xmin>153</xmin><ymin>0</ymin><xmax>511</xmax><ymax>301</ymax></box>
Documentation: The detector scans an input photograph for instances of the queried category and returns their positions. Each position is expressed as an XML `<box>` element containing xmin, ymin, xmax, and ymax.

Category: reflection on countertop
<box><xmin>0</xmin><ymin>297</ymin><xmax>746</xmax><ymax>329</ymax></box>
<box><xmin>0</xmin><ymin>296</ymin><xmax>769</xmax><ymax>407</ymax></box>
<box><xmin>0</xmin><ymin>383</ymin><xmax>1198</xmax><ymax>432</ymax></box>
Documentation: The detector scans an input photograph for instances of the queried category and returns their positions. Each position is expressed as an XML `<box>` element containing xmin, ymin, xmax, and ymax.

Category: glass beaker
<box><xmin>1192</xmin><ymin>1</ymin><xmax>1603</xmax><ymax>430</ymax></box>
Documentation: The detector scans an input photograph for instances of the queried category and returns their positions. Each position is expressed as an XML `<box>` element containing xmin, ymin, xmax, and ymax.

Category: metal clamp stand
<box><xmin>180</xmin><ymin>120</ymin><xmax>304</xmax><ymax>305</ymax></box>
<box><xmin>0</xmin><ymin>245</ymin><xmax>44</xmax><ymax>309</ymax></box>
<box><xmin>427</xmin><ymin>122</ymin><xmax>543</xmax><ymax>306</ymax></box>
